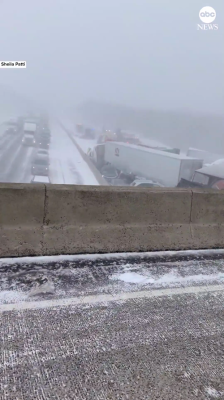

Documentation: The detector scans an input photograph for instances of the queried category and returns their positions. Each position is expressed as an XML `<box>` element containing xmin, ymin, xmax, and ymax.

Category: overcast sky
<box><xmin>0</xmin><ymin>0</ymin><xmax>223</xmax><ymax>114</ymax></box>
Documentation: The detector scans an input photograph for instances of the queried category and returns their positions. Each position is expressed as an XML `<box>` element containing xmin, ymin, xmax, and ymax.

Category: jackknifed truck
<box><xmin>89</xmin><ymin>142</ymin><xmax>203</xmax><ymax>187</ymax></box>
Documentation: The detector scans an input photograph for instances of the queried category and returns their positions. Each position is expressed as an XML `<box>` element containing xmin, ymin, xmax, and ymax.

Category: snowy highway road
<box><xmin>0</xmin><ymin>121</ymin><xmax>99</xmax><ymax>185</ymax></box>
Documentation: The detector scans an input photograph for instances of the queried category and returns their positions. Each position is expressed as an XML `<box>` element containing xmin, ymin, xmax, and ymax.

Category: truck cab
<box><xmin>22</xmin><ymin>121</ymin><xmax>37</xmax><ymax>146</ymax></box>
<box><xmin>193</xmin><ymin>162</ymin><xmax>224</xmax><ymax>189</ymax></box>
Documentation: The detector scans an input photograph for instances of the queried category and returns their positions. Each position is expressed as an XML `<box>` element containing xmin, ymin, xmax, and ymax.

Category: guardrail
<box><xmin>0</xmin><ymin>184</ymin><xmax>223</xmax><ymax>257</ymax></box>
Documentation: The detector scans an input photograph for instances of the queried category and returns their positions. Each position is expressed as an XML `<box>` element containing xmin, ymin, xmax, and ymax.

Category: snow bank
<box><xmin>1</xmin><ymin>249</ymin><xmax>224</xmax><ymax>266</ymax></box>
<box><xmin>0</xmin><ymin>290</ymin><xmax>27</xmax><ymax>304</ymax></box>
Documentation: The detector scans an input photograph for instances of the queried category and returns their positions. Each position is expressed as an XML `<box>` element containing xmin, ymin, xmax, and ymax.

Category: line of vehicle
<box><xmin>1</xmin><ymin>283</ymin><xmax>224</xmax><ymax>312</ymax></box>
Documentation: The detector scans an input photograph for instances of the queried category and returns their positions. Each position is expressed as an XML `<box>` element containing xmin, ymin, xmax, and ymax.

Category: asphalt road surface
<box><xmin>1</xmin><ymin>251</ymin><xmax>224</xmax><ymax>399</ymax></box>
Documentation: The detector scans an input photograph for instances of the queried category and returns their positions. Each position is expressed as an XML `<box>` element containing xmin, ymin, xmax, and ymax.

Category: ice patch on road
<box><xmin>111</xmin><ymin>272</ymin><xmax>150</xmax><ymax>284</ymax></box>
<box><xmin>111</xmin><ymin>270</ymin><xmax>224</xmax><ymax>286</ymax></box>
<box><xmin>0</xmin><ymin>290</ymin><xmax>27</xmax><ymax>304</ymax></box>
<box><xmin>29</xmin><ymin>281</ymin><xmax>55</xmax><ymax>297</ymax></box>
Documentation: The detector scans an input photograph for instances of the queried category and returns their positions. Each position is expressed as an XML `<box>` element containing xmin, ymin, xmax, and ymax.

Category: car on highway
<box><xmin>40</xmin><ymin>126</ymin><xmax>51</xmax><ymax>138</ymax></box>
<box><xmin>22</xmin><ymin>133</ymin><xmax>36</xmax><ymax>146</ymax></box>
<box><xmin>31</xmin><ymin>175</ymin><xmax>50</xmax><ymax>184</ymax></box>
<box><xmin>41</xmin><ymin>132</ymin><xmax>51</xmax><ymax>143</ymax></box>
<box><xmin>131</xmin><ymin>179</ymin><xmax>164</xmax><ymax>188</ymax></box>
<box><xmin>36</xmin><ymin>149</ymin><xmax>50</xmax><ymax>164</ymax></box>
<box><xmin>36</xmin><ymin>149</ymin><xmax>49</xmax><ymax>156</ymax></box>
<box><xmin>31</xmin><ymin>156</ymin><xmax>49</xmax><ymax>176</ymax></box>
<box><xmin>36</xmin><ymin>134</ymin><xmax>50</xmax><ymax>149</ymax></box>
<box><xmin>5</xmin><ymin>125</ymin><xmax>18</xmax><ymax>134</ymax></box>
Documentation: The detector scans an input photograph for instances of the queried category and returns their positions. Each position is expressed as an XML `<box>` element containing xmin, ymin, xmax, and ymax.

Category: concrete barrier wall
<box><xmin>0</xmin><ymin>184</ymin><xmax>45</xmax><ymax>257</ymax></box>
<box><xmin>0</xmin><ymin>184</ymin><xmax>224</xmax><ymax>257</ymax></box>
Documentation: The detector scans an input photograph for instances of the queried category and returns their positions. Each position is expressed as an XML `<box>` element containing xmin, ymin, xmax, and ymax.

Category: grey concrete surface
<box><xmin>0</xmin><ymin>183</ymin><xmax>45</xmax><ymax>257</ymax></box>
<box><xmin>1</xmin><ymin>254</ymin><xmax>224</xmax><ymax>399</ymax></box>
<box><xmin>42</xmin><ymin>184</ymin><xmax>192</xmax><ymax>255</ymax></box>
<box><xmin>191</xmin><ymin>190</ymin><xmax>224</xmax><ymax>248</ymax></box>
<box><xmin>1</xmin><ymin>183</ymin><xmax>224</xmax><ymax>257</ymax></box>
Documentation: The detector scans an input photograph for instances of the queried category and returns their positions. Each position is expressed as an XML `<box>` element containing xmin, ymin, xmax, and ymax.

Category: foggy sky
<box><xmin>0</xmin><ymin>0</ymin><xmax>223</xmax><ymax>114</ymax></box>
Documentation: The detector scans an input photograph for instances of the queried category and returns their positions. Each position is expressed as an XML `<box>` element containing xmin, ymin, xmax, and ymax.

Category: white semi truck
<box><xmin>22</xmin><ymin>121</ymin><xmax>37</xmax><ymax>146</ymax></box>
<box><xmin>90</xmin><ymin>142</ymin><xmax>203</xmax><ymax>187</ymax></box>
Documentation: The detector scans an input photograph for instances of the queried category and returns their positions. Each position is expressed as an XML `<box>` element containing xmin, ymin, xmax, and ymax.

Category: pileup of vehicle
<box><xmin>5</xmin><ymin>112</ymin><xmax>223</xmax><ymax>189</ymax></box>
<box><xmin>81</xmin><ymin>124</ymin><xmax>224</xmax><ymax>189</ymax></box>
<box><xmin>89</xmin><ymin>141</ymin><xmax>203</xmax><ymax>187</ymax></box>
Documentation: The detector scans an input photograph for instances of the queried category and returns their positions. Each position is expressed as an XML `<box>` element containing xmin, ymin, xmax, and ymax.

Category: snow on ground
<box><xmin>59</xmin><ymin>116</ymin><xmax>98</xmax><ymax>154</ymax></box>
<box><xmin>75</xmin><ymin>137</ymin><xmax>97</xmax><ymax>154</ymax></box>
<box><xmin>1</xmin><ymin>249</ymin><xmax>224</xmax><ymax>266</ymax></box>
<box><xmin>0</xmin><ymin>290</ymin><xmax>27</xmax><ymax>304</ymax></box>
<box><xmin>110</xmin><ymin>270</ymin><xmax>224</xmax><ymax>286</ymax></box>
<box><xmin>205</xmin><ymin>387</ymin><xmax>223</xmax><ymax>398</ymax></box>
<box><xmin>49</xmin><ymin>122</ymin><xmax>99</xmax><ymax>185</ymax></box>
<box><xmin>2</xmin><ymin>250</ymin><xmax>224</xmax><ymax>307</ymax></box>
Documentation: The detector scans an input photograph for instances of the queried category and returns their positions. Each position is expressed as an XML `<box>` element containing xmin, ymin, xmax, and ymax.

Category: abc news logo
<box><xmin>200</xmin><ymin>10</ymin><xmax>215</xmax><ymax>20</ymax></box>
<box><xmin>197</xmin><ymin>6</ymin><xmax>218</xmax><ymax>30</ymax></box>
